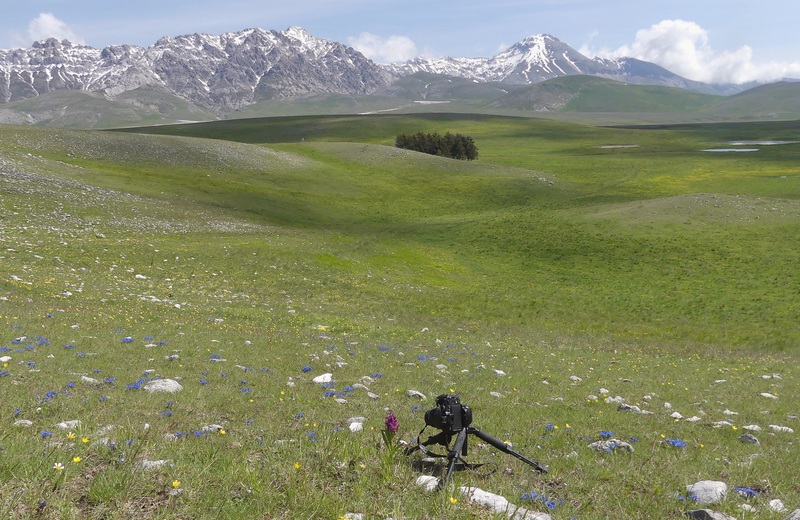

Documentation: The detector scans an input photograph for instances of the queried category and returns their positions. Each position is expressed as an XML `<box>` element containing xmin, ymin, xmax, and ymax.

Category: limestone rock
<box><xmin>686</xmin><ymin>481</ymin><xmax>727</xmax><ymax>505</ymax></box>
<box><xmin>143</xmin><ymin>379</ymin><xmax>183</xmax><ymax>393</ymax></box>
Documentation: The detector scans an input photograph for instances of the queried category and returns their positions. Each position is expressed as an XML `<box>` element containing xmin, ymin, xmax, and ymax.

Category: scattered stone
<box><xmin>460</xmin><ymin>486</ymin><xmax>551</xmax><ymax>520</ymax></box>
<box><xmin>138</xmin><ymin>459</ymin><xmax>171</xmax><ymax>470</ymax></box>
<box><xmin>686</xmin><ymin>416</ymin><xmax>703</xmax><ymax>423</ymax></box>
<box><xmin>348</xmin><ymin>422</ymin><xmax>363</xmax><ymax>432</ymax></box>
<box><xmin>588</xmin><ymin>439</ymin><xmax>634</xmax><ymax>453</ymax></box>
<box><xmin>769</xmin><ymin>499</ymin><xmax>787</xmax><ymax>512</ymax></box>
<box><xmin>685</xmin><ymin>509</ymin><xmax>736</xmax><ymax>520</ymax></box>
<box><xmin>739</xmin><ymin>434</ymin><xmax>760</xmax><ymax>445</ymax></box>
<box><xmin>598</xmin><ymin>388</ymin><xmax>609</xmax><ymax>395</ymax></box>
<box><xmin>490</xmin><ymin>391</ymin><xmax>503</xmax><ymax>398</ymax></box>
<box><xmin>143</xmin><ymin>379</ymin><xmax>183</xmax><ymax>393</ymax></box>
<box><xmin>712</xmin><ymin>421</ymin><xmax>733</xmax><ymax>428</ymax></box>
<box><xmin>569</xmin><ymin>375</ymin><xmax>582</xmax><ymax>383</ymax></box>
<box><xmin>334</xmin><ymin>398</ymin><xmax>348</xmax><ymax>404</ymax></box>
<box><xmin>13</xmin><ymin>419</ymin><xmax>33</xmax><ymax>427</ymax></box>
<box><xmin>201</xmin><ymin>424</ymin><xmax>224</xmax><ymax>432</ymax></box>
<box><xmin>55</xmin><ymin>420</ymin><xmax>81</xmax><ymax>430</ymax></box>
<box><xmin>743</xmin><ymin>425</ymin><xmax>762</xmax><ymax>431</ymax></box>
<box><xmin>738</xmin><ymin>504</ymin><xmax>757</xmax><ymax>513</ymax></box>
<box><xmin>786</xmin><ymin>509</ymin><xmax>800</xmax><ymax>520</ymax></box>
<box><xmin>80</xmin><ymin>376</ymin><xmax>99</xmax><ymax>384</ymax></box>
<box><xmin>341</xmin><ymin>514</ymin><xmax>363</xmax><ymax>520</ymax></box>
<box><xmin>494</xmin><ymin>369</ymin><xmax>506</xmax><ymax>376</ymax></box>
<box><xmin>415</xmin><ymin>475</ymin><xmax>439</xmax><ymax>492</ymax></box>
<box><xmin>722</xmin><ymin>409</ymin><xmax>738</xmax><ymax>416</ymax></box>
<box><xmin>671</xmin><ymin>412</ymin><xmax>684</xmax><ymax>419</ymax></box>
<box><xmin>664</xmin><ymin>402</ymin><xmax>673</xmax><ymax>409</ymax></box>
<box><xmin>760</xmin><ymin>392</ymin><xmax>778</xmax><ymax>399</ymax></box>
<box><xmin>605</xmin><ymin>395</ymin><xmax>625</xmax><ymax>404</ymax></box>
<box><xmin>769</xmin><ymin>425</ymin><xmax>794</xmax><ymax>433</ymax></box>
<box><xmin>686</xmin><ymin>481</ymin><xmax>727</xmax><ymax>505</ymax></box>
<box><xmin>312</xmin><ymin>373</ymin><xmax>333</xmax><ymax>384</ymax></box>
<box><xmin>367</xmin><ymin>391</ymin><xmax>379</xmax><ymax>400</ymax></box>
<box><xmin>0</xmin><ymin>356</ymin><xmax>11</xmax><ymax>363</ymax></box>
<box><xmin>618</xmin><ymin>403</ymin><xmax>652</xmax><ymax>414</ymax></box>
<box><xmin>406</xmin><ymin>390</ymin><xmax>427</xmax><ymax>400</ymax></box>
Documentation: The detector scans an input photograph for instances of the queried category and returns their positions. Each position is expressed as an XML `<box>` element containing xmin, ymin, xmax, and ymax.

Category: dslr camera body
<box><xmin>424</xmin><ymin>394</ymin><xmax>473</xmax><ymax>433</ymax></box>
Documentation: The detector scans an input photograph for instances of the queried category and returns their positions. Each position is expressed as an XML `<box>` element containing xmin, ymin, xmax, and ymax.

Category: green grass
<box><xmin>1</xmin><ymin>114</ymin><xmax>799</xmax><ymax>518</ymax></box>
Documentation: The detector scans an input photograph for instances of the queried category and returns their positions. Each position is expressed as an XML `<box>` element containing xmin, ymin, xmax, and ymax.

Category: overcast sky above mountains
<box><xmin>2</xmin><ymin>0</ymin><xmax>799</xmax><ymax>85</ymax></box>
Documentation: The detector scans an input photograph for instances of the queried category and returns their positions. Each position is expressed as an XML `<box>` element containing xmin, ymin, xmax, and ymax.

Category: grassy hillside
<box><xmin>1</xmin><ymin>115</ymin><xmax>799</xmax><ymax>518</ymax></box>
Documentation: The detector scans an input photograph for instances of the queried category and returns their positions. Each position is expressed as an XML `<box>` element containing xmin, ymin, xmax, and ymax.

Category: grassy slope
<box><xmin>46</xmin><ymin>115</ymin><xmax>800</xmax><ymax>347</ymax></box>
<box><xmin>1</xmin><ymin>116</ymin><xmax>799</xmax><ymax>518</ymax></box>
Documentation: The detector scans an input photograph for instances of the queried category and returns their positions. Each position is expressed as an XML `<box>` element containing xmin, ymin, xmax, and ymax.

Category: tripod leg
<box><xmin>440</xmin><ymin>428</ymin><xmax>468</xmax><ymax>488</ymax></box>
<box><xmin>469</xmin><ymin>427</ymin><xmax>548</xmax><ymax>473</ymax></box>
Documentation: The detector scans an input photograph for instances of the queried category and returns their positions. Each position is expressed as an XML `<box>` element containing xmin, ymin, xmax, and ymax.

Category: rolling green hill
<box><xmin>2</xmin><ymin>113</ymin><xmax>800</xmax><ymax>518</ymax></box>
<box><xmin>8</xmin><ymin>112</ymin><xmax>798</xmax><ymax>348</ymax></box>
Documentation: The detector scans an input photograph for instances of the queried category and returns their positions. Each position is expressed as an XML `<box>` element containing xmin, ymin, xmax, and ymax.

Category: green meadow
<box><xmin>1</xmin><ymin>114</ymin><xmax>798</xmax><ymax>519</ymax></box>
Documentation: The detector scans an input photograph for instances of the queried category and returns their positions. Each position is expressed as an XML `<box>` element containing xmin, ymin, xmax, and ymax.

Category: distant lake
<box><xmin>702</xmin><ymin>148</ymin><xmax>759</xmax><ymax>152</ymax></box>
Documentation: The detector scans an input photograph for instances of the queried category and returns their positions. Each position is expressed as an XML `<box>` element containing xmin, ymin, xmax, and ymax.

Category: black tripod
<box><xmin>408</xmin><ymin>425</ymin><xmax>548</xmax><ymax>488</ymax></box>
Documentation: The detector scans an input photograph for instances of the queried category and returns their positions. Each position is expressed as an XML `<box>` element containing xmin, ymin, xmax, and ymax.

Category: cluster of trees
<box><xmin>395</xmin><ymin>132</ymin><xmax>478</xmax><ymax>161</ymax></box>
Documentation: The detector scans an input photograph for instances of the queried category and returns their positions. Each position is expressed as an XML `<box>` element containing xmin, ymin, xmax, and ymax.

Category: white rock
<box><xmin>712</xmin><ymin>421</ymin><xmax>733</xmax><ymax>428</ymax></box>
<box><xmin>55</xmin><ymin>420</ymin><xmax>81</xmax><ymax>430</ymax></box>
<box><xmin>348</xmin><ymin>422</ymin><xmax>363</xmax><ymax>432</ymax></box>
<box><xmin>367</xmin><ymin>392</ymin><xmax>379</xmax><ymax>400</ymax></box>
<box><xmin>459</xmin><ymin>486</ymin><xmax>551</xmax><ymax>520</ymax></box>
<box><xmin>334</xmin><ymin>398</ymin><xmax>348</xmax><ymax>404</ymax></box>
<box><xmin>768</xmin><ymin>499</ymin><xmax>787</xmax><ymax>512</ymax></box>
<box><xmin>664</xmin><ymin>402</ymin><xmax>673</xmax><ymax>409</ymax></box>
<box><xmin>769</xmin><ymin>424</ymin><xmax>794</xmax><ymax>433</ymax></box>
<box><xmin>588</xmin><ymin>439</ymin><xmax>634</xmax><ymax>453</ymax></box>
<box><xmin>671</xmin><ymin>412</ymin><xmax>684</xmax><ymax>419</ymax></box>
<box><xmin>494</xmin><ymin>369</ymin><xmax>506</xmax><ymax>376</ymax></box>
<box><xmin>80</xmin><ymin>376</ymin><xmax>100</xmax><ymax>384</ymax></box>
<box><xmin>759</xmin><ymin>392</ymin><xmax>778</xmax><ymax>399</ymax></box>
<box><xmin>312</xmin><ymin>373</ymin><xmax>333</xmax><ymax>384</ymax></box>
<box><xmin>138</xmin><ymin>459</ymin><xmax>171</xmax><ymax>470</ymax></box>
<box><xmin>143</xmin><ymin>379</ymin><xmax>183</xmax><ymax>393</ymax></box>
<box><xmin>569</xmin><ymin>375</ymin><xmax>582</xmax><ymax>383</ymax></box>
<box><xmin>739</xmin><ymin>504</ymin><xmax>757</xmax><ymax>513</ymax></box>
<box><xmin>785</xmin><ymin>509</ymin><xmax>800</xmax><ymax>520</ymax></box>
<box><xmin>598</xmin><ymin>388</ymin><xmax>609</xmax><ymax>395</ymax></box>
<box><xmin>0</xmin><ymin>356</ymin><xmax>11</xmax><ymax>363</ymax></box>
<box><xmin>490</xmin><ymin>391</ymin><xmax>503</xmax><ymax>398</ymax></box>
<box><xmin>722</xmin><ymin>409</ymin><xmax>738</xmax><ymax>415</ymax></box>
<box><xmin>686</xmin><ymin>416</ymin><xmax>703</xmax><ymax>423</ymax></box>
<box><xmin>201</xmin><ymin>424</ymin><xmax>224</xmax><ymax>432</ymax></box>
<box><xmin>743</xmin><ymin>424</ymin><xmax>762</xmax><ymax>431</ymax></box>
<box><xmin>436</xmin><ymin>364</ymin><xmax>448</xmax><ymax>371</ymax></box>
<box><xmin>406</xmin><ymin>390</ymin><xmax>427</xmax><ymax>400</ymax></box>
<box><xmin>13</xmin><ymin>420</ymin><xmax>33</xmax><ymax>427</ymax></box>
<box><xmin>686</xmin><ymin>480</ymin><xmax>727</xmax><ymax>505</ymax></box>
<box><xmin>416</xmin><ymin>475</ymin><xmax>439</xmax><ymax>492</ymax></box>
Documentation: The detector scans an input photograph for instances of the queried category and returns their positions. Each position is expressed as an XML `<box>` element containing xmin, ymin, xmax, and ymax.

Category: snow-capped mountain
<box><xmin>387</xmin><ymin>34</ymin><xmax>709</xmax><ymax>91</ymax></box>
<box><xmin>0</xmin><ymin>27</ymin><xmax>717</xmax><ymax>119</ymax></box>
<box><xmin>0</xmin><ymin>27</ymin><xmax>393</xmax><ymax>111</ymax></box>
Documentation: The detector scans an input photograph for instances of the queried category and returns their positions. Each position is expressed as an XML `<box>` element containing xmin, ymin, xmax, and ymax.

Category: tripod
<box><xmin>408</xmin><ymin>425</ymin><xmax>548</xmax><ymax>488</ymax></box>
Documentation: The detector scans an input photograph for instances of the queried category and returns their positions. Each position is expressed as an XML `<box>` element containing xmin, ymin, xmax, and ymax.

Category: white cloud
<box><xmin>27</xmin><ymin>13</ymin><xmax>85</xmax><ymax>44</ymax></box>
<box><xmin>348</xmin><ymin>32</ymin><xmax>418</xmax><ymax>64</ymax></box>
<box><xmin>581</xmin><ymin>19</ymin><xmax>800</xmax><ymax>84</ymax></box>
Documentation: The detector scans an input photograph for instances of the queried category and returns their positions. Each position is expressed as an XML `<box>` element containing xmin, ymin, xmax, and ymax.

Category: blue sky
<box><xmin>2</xmin><ymin>0</ymin><xmax>799</xmax><ymax>84</ymax></box>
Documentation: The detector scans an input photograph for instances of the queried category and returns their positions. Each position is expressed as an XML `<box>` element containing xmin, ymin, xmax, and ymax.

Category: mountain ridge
<box><xmin>0</xmin><ymin>26</ymin><xmax>793</xmax><ymax>127</ymax></box>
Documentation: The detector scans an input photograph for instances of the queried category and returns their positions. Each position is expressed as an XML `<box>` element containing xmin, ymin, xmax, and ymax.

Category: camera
<box><xmin>424</xmin><ymin>394</ymin><xmax>473</xmax><ymax>433</ymax></box>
